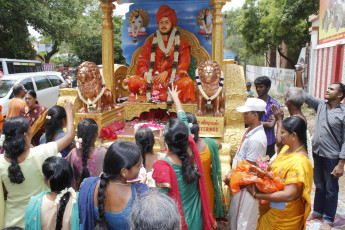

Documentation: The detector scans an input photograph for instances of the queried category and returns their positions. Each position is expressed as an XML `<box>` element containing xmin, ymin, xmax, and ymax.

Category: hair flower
<box><xmin>54</xmin><ymin>187</ymin><xmax>77</xmax><ymax>206</ymax></box>
<box><xmin>76</xmin><ymin>138</ymin><xmax>82</xmax><ymax>149</ymax></box>
<box><xmin>46</xmin><ymin>115</ymin><xmax>51</xmax><ymax>120</ymax></box>
<box><xmin>189</xmin><ymin>123</ymin><xmax>193</xmax><ymax>128</ymax></box>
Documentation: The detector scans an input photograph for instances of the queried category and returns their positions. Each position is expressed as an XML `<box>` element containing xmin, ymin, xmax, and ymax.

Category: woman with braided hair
<box><xmin>152</xmin><ymin>86</ymin><xmax>216</xmax><ymax>230</ymax></box>
<box><xmin>0</xmin><ymin>101</ymin><xmax>75</xmax><ymax>228</ymax></box>
<box><xmin>40</xmin><ymin>105</ymin><xmax>74</xmax><ymax>157</ymax></box>
<box><xmin>65</xmin><ymin>118</ymin><xmax>107</xmax><ymax>190</ymax></box>
<box><xmin>78</xmin><ymin>141</ymin><xmax>150</xmax><ymax>230</ymax></box>
<box><xmin>25</xmin><ymin>156</ymin><xmax>79</xmax><ymax>230</ymax></box>
<box><xmin>135</xmin><ymin>126</ymin><xmax>166</xmax><ymax>173</ymax></box>
<box><xmin>186</xmin><ymin>112</ymin><xmax>225</xmax><ymax>219</ymax></box>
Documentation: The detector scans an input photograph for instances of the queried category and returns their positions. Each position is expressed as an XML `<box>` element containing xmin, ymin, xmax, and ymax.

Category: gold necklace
<box><xmin>293</xmin><ymin>144</ymin><xmax>304</xmax><ymax>153</ymax></box>
<box><xmin>110</xmin><ymin>181</ymin><xmax>130</xmax><ymax>186</ymax></box>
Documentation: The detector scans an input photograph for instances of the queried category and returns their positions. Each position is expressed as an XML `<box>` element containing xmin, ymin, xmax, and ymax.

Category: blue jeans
<box><xmin>313</xmin><ymin>153</ymin><xmax>339</xmax><ymax>224</ymax></box>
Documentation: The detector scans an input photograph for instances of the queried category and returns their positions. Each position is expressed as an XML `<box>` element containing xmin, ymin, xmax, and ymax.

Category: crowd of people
<box><xmin>0</xmin><ymin>71</ymin><xmax>344</xmax><ymax>230</ymax></box>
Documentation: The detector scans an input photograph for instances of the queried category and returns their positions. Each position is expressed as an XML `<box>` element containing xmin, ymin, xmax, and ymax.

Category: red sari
<box><xmin>19</xmin><ymin>105</ymin><xmax>47</xmax><ymax>146</ymax></box>
<box><xmin>153</xmin><ymin>135</ymin><xmax>216</xmax><ymax>230</ymax></box>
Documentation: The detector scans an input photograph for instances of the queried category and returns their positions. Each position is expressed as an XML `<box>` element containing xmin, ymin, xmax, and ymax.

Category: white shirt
<box><xmin>232</xmin><ymin>124</ymin><xmax>267</xmax><ymax>169</ymax></box>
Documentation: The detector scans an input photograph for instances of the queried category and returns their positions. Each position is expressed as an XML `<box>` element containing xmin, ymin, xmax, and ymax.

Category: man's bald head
<box><xmin>13</xmin><ymin>84</ymin><xmax>25</xmax><ymax>97</ymax></box>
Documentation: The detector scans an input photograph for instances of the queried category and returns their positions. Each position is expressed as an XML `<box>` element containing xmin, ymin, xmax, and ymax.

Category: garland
<box><xmin>146</xmin><ymin>27</ymin><xmax>180</xmax><ymax>112</ymax></box>
<box><xmin>195</xmin><ymin>69</ymin><xmax>224</xmax><ymax>109</ymax></box>
<box><xmin>54</xmin><ymin>187</ymin><xmax>77</xmax><ymax>206</ymax></box>
<box><xmin>77</xmin><ymin>74</ymin><xmax>106</xmax><ymax>106</ymax></box>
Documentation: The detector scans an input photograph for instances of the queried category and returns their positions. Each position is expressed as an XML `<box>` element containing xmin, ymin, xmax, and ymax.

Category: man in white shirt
<box><xmin>224</xmin><ymin>98</ymin><xmax>268</xmax><ymax>230</ymax></box>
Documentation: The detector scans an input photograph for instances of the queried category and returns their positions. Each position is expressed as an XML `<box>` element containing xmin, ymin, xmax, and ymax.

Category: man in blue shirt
<box><xmin>254</xmin><ymin>76</ymin><xmax>280</xmax><ymax>157</ymax></box>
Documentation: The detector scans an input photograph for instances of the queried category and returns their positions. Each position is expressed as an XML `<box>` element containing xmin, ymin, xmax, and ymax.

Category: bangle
<box><xmin>253</xmin><ymin>191</ymin><xmax>257</xmax><ymax>198</ymax></box>
<box><xmin>160</xmin><ymin>148</ymin><xmax>167</xmax><ymax>152</ymax></box>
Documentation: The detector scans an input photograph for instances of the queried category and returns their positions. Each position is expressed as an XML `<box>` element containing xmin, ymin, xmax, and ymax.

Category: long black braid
<box><xmin>42</xmin><ymin>156</ymin><xmax>73</xmax><ymax>230</ymax></box>
<box><xmin>165</xmin><ymin>119</ymin><xmax>200</xmax><ymax>184</ymax></box>
<box><xmin>94</xmin><ymin>141</ymin><xmax>141</xmax><ymax>230</ymax></box>
<box><xmin>3</xmin><ymin>117</ymin><xmax>30</xmax><ymax>184</ymax></box>
<box><xmin>55</xmin><ymin>193</ymin><xmax>70</xmax><ymax>230</ymax></box>
<box><xmin>77</xmin><ymin>119</ymin><xmax>98</xmax><ymax>189</ymax></box>
<box><xmin>135</xmin><ymin>126</ymin><xmax>154</xmax><ymax>168</ymax></box>
<box><xmin>94</xmin><ymin>173</ymin><xmax>111</xmax><ymax>230</ymax></box>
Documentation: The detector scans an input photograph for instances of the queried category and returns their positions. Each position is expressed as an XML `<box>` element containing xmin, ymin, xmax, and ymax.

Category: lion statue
<box><xmin>195</xmin><ymin>60</ymin><xmax>224</xmax><ymax>117</ymax></box>
<box><xmin>77</xmin><ymin>61</ymin><xmax>114</xmax><ymax>113</ymax></box>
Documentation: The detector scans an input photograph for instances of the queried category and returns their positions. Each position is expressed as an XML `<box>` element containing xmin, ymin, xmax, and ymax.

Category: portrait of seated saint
<box><xmin>198</xmin><ymin>8</ymin><xmax>213</xmax><ymax>40</ymax></box>
<box><xmin>128</xmin><ymin>5</ymin><xmax>196</xmax><ymax>104</ymax></box>
<box><xmin>128</xmin><ymin>9</ymin><xmax>149</xmax><ymax>42</ymax></box>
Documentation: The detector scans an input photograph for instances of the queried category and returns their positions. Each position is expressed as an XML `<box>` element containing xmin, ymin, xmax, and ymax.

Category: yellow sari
<box><xmin>257</xmin><ymin>145</ymin><xmax>313</xmax><ymax>230</ymax></box>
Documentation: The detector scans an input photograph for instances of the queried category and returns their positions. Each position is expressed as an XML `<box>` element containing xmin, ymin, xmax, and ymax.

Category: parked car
<box><xmin>0</xmin><ymin>72</ymin><xmax>65</xmax><ymax>116</ymax></box>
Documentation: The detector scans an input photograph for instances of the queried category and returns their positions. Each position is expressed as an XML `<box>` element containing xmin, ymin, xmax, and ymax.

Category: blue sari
<box><xmin>78</xmin><ymin>177</ymin><xmax>150</xmax><ymax>230</ymax></box>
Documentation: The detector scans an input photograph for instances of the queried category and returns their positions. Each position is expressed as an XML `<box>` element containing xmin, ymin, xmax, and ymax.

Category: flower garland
<box><xmin>77</xmin><ymin>74</ymin><xmax>106</xmax><ymax>106</ymax></box>
<box><xmin>146</xmin><ymin>27</ymin><xmax>180</xmax><ymax>112</ymax></box>
<box><xmin>54</xmin><ymin>187</ymin><xmax>77</xmax><ymax>206</ymax></box>
<box><xmin>195</xmin><ymin>69</ymin><xmax>224</xmax><ymax>109</ymax></box>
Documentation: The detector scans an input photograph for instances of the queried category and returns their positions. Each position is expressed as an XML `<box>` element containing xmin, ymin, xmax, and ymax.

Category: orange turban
<box><xmin>156</xmin><ymin>5</ymin><xmax>177</xmax><ymax>27</ymax></box>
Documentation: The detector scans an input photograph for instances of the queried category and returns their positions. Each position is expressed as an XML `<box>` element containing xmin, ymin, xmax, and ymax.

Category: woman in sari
<box><xmin>78</xmin><ymin>141</ymin><xmax>150</xmax><ymax>230</ymax></box>
<box><xmin>152</xmin><ymin>86</ymin><xmax>216</xmax><ymax>230</ymax></box>
<box><xmin>0</xmin><ymin>102</ymin><xmax>74</xmax><ymax>228</ymax></box>
<box><xmin>25</xmin><ymin>156</ymin><xmax>79</xmax><ymax>230</ymax></box>
<box><xmin>19</xmin><ymin>90</ymin><xmax>47</xmax><ymax>146</ymax></box>
<box><xmin>247</xmin><ymin>116</ymin><xmax>313</xmax><ymax>230</ymax></box>
<box><xmin>185</xmin><ymin>112</ymin><xmax>224</xmax><ymax>219</ymax></box>
<box><xmin>40</xmin><ymin>105</ymin><xmax>74</xmax><ymax>157</ymax></box>
<box><xmin>65</xmin><ymin>118</ymin><xmax>107</xmax><ymax>190</ymax></box>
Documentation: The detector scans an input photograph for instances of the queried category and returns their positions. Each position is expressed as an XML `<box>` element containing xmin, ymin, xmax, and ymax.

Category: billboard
<box><xmin>319</xmin><ymin>0</ymin><xmax>345</xmax><ymax>44</ymax></box>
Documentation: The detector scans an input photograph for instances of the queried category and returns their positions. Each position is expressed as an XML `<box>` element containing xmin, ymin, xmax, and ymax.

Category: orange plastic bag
<box><xmin>230</xmin><ymin>161</ymin><xmax>263</xmax><ymax>194</ymax></box>
<box><xmin>230</xmin><ymin>161</ymin><xmax>285</xmax><ymax>199</ymax></box>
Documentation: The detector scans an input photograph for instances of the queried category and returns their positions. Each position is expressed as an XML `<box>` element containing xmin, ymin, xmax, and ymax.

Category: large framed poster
<box><xmin>319</xmin><ymin>0</ymin><xmax>345</xmax><ymax>44</ymax></box>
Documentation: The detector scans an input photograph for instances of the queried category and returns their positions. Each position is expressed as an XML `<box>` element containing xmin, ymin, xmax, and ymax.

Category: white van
<box><xmin>0</xmin><ymin>59</ymin><xmax>43</xmax><ymax>75</ymax></box>
<box><xmin>0</xmin><ymin>72</ymin><xmax>65</xmax><ymax>115</ymax></box>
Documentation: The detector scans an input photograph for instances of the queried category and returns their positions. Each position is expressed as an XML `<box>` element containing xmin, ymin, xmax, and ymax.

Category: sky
<box><xmin>113</xmin><ymin>0</ymin><xmax>245</xmax><ymax>15</ymax></box>
<box><xmin>28</xmin><ymin>0</ymin><xmax>245</xmax><ymax>38</ymax></box>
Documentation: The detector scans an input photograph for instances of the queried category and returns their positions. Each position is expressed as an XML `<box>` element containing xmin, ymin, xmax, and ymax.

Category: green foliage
<box><xmin>224</xmin><ymin>0</ymin><xmax>318</xmax><ymax>66</ymax></box>
<box><xmin>224</xmin><ymin>8</ymin><xmax>264</xmax><ymax>66</ymax></box>
<box><xmin>70</xmin><ymin>7</ymin><xmax>125</xmax><ymax>65</ymax></box>
<box><xmin>239</xmin><ymin>0</ymin><xmax>318</xmax><ymax>64</ymax></box>
<box><xmin>0</xmin><ymin>1</ymin><xmax>36</xmax><ymax>59</ymax></box>
<box><xmin>0</xmin><ymin>0</ymin><xmax>125</xmax><ymax>66</ymax></box>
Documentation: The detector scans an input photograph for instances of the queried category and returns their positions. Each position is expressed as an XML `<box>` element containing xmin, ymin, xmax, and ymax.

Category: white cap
<box><xmin>236</xmin><ymin>98</ymin><xmax>267</xmax><ymax>113</ymax></box>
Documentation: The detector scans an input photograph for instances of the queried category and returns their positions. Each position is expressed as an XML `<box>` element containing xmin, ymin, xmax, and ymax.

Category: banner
<box><xmin>246</xmin><ymin>65</ymin><xmax>295</xmax><ymax>96</ymax></box>
<box><xmin>319</xmin><ymin>0</ymin><xmax>345</xmax><ymax>44</ymax></box>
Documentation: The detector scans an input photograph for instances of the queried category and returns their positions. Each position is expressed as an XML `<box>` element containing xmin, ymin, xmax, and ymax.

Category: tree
<box><xmin>238</xmin><ymin>0</ymin><xmax>318</xmax><ymax>67</ymax></box>
<box><xmin>70</xmin><ymin>6</ymin><xmax>126</xmax><ymax>65</ymax></box>
<box><xmin>0</xmin><ymin>1</ymin><xmax>36</xmax><ymax>59</ymax></box>
<box><xmin>224</xmin><ymin>8</ymin><xmax>264</xmax><ymax>66</ymax></box>
<box><xmin>0</xmin><ymin>0</ymin><xmax>93</xmax><ymax>62</ymax></box>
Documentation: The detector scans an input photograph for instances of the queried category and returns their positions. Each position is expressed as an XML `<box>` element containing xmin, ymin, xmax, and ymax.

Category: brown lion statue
<box><xmin>195</xmin><ymin>60</ymin><xmax>224</xmax><ymax>117</ymax></box>
<box><xmin>77</xmin><ymin>61</ymin><xmax>114</xmax><ymax>113</ymax></box>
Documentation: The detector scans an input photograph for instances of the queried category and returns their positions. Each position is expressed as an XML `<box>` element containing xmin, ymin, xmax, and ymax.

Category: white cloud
<box><xmin>223</xmin><ymin>0</ymin><xmax>246</xmax><ymax>11</ymax></box>
<box><xmin>28</xmin><ymin>26</ymin><xmax>41</xmax><ymax>38</ymax></box>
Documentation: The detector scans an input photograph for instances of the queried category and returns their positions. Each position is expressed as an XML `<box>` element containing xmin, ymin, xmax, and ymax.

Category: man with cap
<box><xmin>128</xmin><ymin>5</ymin><xmax>195</xmax><ymax>103</ymax></box>
<box><xmin>224</xmin><ymin>98</ymin><xmax>267</xmax><ymax>230</ymax></box>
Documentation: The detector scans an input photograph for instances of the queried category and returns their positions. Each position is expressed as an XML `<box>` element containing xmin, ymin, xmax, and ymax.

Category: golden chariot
<box><xmin>58</xmin><ymin>0</ymin><xmax>247</xmax><ymax>205</ymax></box>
